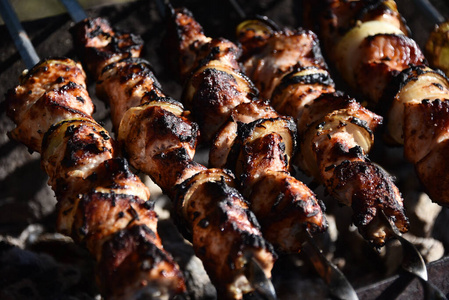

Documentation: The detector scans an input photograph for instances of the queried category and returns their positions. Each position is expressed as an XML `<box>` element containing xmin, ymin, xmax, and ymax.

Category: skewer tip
<box><xmin>302</xmin><ymin>230</ymin><xmax>359</xmax><ymax>300</ymax></box>
<box><xmin>244</xmin><ymin>256</ymin><xmax>278</xmax><ymax>300</ymax></box>
<box><xmin>154</xmin><ymin>0</ymin><xmax>174</xmax><ymax>19</ymax></box>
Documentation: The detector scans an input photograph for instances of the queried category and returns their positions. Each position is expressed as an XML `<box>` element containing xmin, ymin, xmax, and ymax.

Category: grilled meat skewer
<box><xmin>233</xmin><ymin>16</ymin><xmax>409</xmax><ymax>245</ymax></box>
<box><xmin>162</xmin><ymin>7</ymin><xmax>328</xmax><ymax>252</ymax></box>
<box><xmin>301</xmin><ymin>0</ymin><xmax>449</xmax><ymax>207</ymax></box>
<box><xmin>5</xmin><ymin>58</ymin><xmax>187</xmax><ymax>299</ymax></box>
<box><xmin>71</xmin><ymin>17</ymin><xmax>277</xmax><ymax>299</ymax></box>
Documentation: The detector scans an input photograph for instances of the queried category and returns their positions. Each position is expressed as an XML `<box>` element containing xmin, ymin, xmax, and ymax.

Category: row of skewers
<box><xmin>2</xmin><ymin>0</ymin><xmax>449</xmax><ymax>299</ymax></box>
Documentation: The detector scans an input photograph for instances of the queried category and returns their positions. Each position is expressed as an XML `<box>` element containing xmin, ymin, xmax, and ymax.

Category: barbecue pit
<box><xmin>1</xmin><ymin>0</ymin><xmax>449</xmax><ymax>299</ymax></box>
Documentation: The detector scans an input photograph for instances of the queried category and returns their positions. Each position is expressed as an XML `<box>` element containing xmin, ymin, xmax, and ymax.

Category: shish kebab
<box><xmin>159</xmin><ymin>3</ymin><xmax>446</xmax><ymax>297</ymax></box>
<box><xmin>161</xmin><ymin>5</ymin><xmax>328</xmax><ymax>252</ymax></box>
<box><xmin>223</xmin><ymin>0</ymin><xmax>446</xmax><ymax>293</ymax></box>
<box><xmin>231</xmin><ymin>1</ymin><xmax>449</xmax><ymax>298</ymax></box>
<box><xmin>1</xmin><ymin>0</ymin><xmax>187</xmax><ymax>299</ymax></box>
<box><xmin>60</xmin><ymin>1</ymin><xmax>278</xmax><ymax>299</ymax></box>
<box><xmin>158</xmin><ymin>6</ymin><xmax>362</xmax><ymax>299</ymax></box>
<box><xmin>235</xmin><ymin>1</ymin><xmax>410</xmax><ymax>244</ymax></box>
<box><xmin>160</xmin><ymin>2</ymin><xmax>407</xmax><ymax>249</ymax></box>
<box><xmin>64</xmin><ymin>0</ymin><xmax>356</xmax><ymax>298</ymax></box>
<box><xmin>159</xmin><ymin>0</ymin><xmax>447</xmax><ymax>296</ymax></box>
<box><xmin>68</xmin><ymin>0</ymin><xmax>354</xmax><ymax>297</ymax></box>
<box><xmin>301</xmin><ymin>0</ymin><xmax>449</xmax><ymax>208</ymax></box>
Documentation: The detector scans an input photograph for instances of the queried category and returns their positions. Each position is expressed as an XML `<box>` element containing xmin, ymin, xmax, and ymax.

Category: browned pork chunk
<box><xmin>236</xmin><ymin>11</ymin><xmax>409</xmax><ymax>244</ymax></box>
<box><xmin>302</xmin><ymin>0</ymin><xmax>449</xmax><ymax>207</ymax></box>
<box><xmin>71</xmin><ymin>17</ymin><xmax>277</xmax><ymax>299</ymax></box>
<box><xmin>5</xmin><ymin>57</ymin><xmax>188</xmax><ymax>299</ymax></box>
<box><xmin>163</xmin><ymin>7</ymin><xmax>328</xmax><ymax>253</ymax></box>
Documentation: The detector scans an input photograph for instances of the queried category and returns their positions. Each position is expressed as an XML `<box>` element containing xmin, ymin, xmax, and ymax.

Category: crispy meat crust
<box><xmin>184</xmin><ymin>66</ymin><xmax>256</xmax><ymax>141</ymax></box>
<box><xmin>240</xmin><ymin>28</ymin><xmax>327</xmax><ymax>100</ymax></box>
<box><xmin>5</xmin><ymin>59</ymin><xmax>94</xmax><ymax>152</ymax></box>
<box><xmin>354</xmin><ymin>33</ymin><xmax>426</xmax><ymax>106</ymax></box>
<box><xmin>71</xmin><ymin>18</ymin><xmax>143</xmax><ymax>79</ymax></box>
<box><xmin>303</xmin><ymin>0</ymin><xmax>449</xmax><ymax>207</ymax></box>
<box><xmin>6</xmin><ymin>57</ymin><xmax>187</xmax><ymax>299</ymax></box>
<box><xmin>303</xmin><ymin>0</ymin><xmax>408</xmax><ymax>53</ymax></box>
<box><xmin>175</xmin><ymin>169</ymin><xmax>276</xmax><ymax>297</ymax></box>
<box><xmin>97</xmin><ymin>58</ymin><xmax>165</xmax><ymax>131</ymax></box>
<box><xmin>236</xmin><ymin>9</ymin><xmax>409</xmax><ymax>244</ymax></box>
<box><xmin>165</xmin><ymin>7</ymin><xmax>328</xmax><ymax>253</ymax></box>
<box><xmin>71</xmin><ymin>17</ymin><xmax>276</xmax><ymax>299</ymax></box>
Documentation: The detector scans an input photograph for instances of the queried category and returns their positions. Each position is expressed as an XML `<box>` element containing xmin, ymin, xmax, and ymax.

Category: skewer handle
<box><xmin>60</xmin><ymin>0</ymin><xmax>88</xmax><ymax>23</ymax></box>
<box><xmin>412</xmin><ymin>0</ymin><xmax>445</xmax><ymax>24</ymax></box>
<box><xmin>0</xmin><ymin>0</ymin><xmax>40</xmax><ymax>69</ymax></box>
<box><xmin>228</xmin><ymin>0</ymin><xmax>246</xmax><ymax>20</ymax></box>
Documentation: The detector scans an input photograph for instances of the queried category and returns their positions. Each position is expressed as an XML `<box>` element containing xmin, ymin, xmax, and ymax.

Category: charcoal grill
<box><xmin>0</xmin><ymin>0</ymin><xmax>448</xmax><ymax>299</ymax></box>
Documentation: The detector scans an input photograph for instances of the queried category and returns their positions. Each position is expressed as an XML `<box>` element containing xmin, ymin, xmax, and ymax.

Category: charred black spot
<box><xmin>76</xmin><ymin>96</ymin><xmax>85</xmax><ymax>103</ymax></box>
<box><xmin>61</xmin><ymin>81</ymin><xmax>78</xmax><ymax>91</ymax></box>
<box><xmin>272</xmin><ymin>193</ymin><xmax>284</xmax><ymax>210</ymax></box>
<box><xmin>198</xmin><ymin>218</ymin><xmax>210</xmax><ymax>228</ymax></box>
<box><xmin>325</xmin><ymin>164</ymin><xmax>336</xmax><ymax>172</ymax></box>
<box><xmin>99</xmin><ymin>130</ymin><xmax>110</xmax><ymax>140</ymax></box>
<box><xmin>278</xmin><ymin>67</ymin><xmax>334</xmax><ymax>91</ymax></box>
<box><xmin>143</xmin><ymin>200</ymin><xmax>154</xmax><ymax>210</ymax></box>
<box><xmin>65</xmin><ymin>125</ymin><xmax>76</xmax><ymax>137</ymax></box>
<box><xmin>192</xmin><ymin>211</ymin><xmax>200</xmax><ymax>221</ymax></box>
<box><xmin>316</xmin><ymin>122</ymin><xmax>325</xmax><ymax>130</ymax></box>
<box><xmin>350</xmin><ymin>116</ymin><xmax>366</xmax><ymax>127</ymax></box>
<box><xmin>432</xmin><ymin>82</ymin><xmax>444</xmax><ymax>90</ymax></box>
<box><xmin>127</xmin><ymin>205</ymin><xmax>139</xmax><ymax>222</ymax></box>
<box><xmin>349</xmin><ymin>145</ymin><xmax>364</xmax><ymax>156</ymax></box>
<box><xmin>245</xmin><ymin>210</ymin><xmax>261</xmax><ymax>228</ymax></box>
<box><xmin>197</xmin><ymin>246</ymin><xmax>206</xmax><ymax>257</ymax></box>
<box><xmin>240</xmin><ymin>232</ymin><xmax>276</xmax><ymax>257</ymax></box>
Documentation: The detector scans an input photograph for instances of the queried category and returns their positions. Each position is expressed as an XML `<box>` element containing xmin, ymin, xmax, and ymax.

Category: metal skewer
<box><xmin>302</xmin><ymin>230</ymin><xmax>359</xmax><ymax>300</ymax></box>
<box><xmin>154</xmin><ymin>0</ymin><xmax>171</xmax><ymax>19</ymax></box>
<box><xmin>59</xmin><ymin>0</ymin><xmax>87</xmax><ymax>23</ymax></box>
<box><xmin>411</xmin><ymin>0</ymin><xmax>445</xmax><ymax>25</ymax></box>
<box><xmin>0</xmin><ymin>0</ymin><xmax>39</xmax><ymax>69</ymax></box>
<box><xmin>380</xmin><ymin>211</ymin><xmax>447</xmax><ymax>300</ymax></box>
<box><xmin>229</xmin><ymin>0</ymin><xmax>246</xmax><ymax>20</ymax></box>
<box><xmin>380</xmin><ymin>211</ymin><xmax>428</xmax><ymax>282</ymax></box>
<box><xmin>245</xmin><ymin>255</ymin><xmax>278</xmax><ymax>300</ymax></box>
<box><xmin>57</xmin><ymin>0</ymin><xmax>278</xmax><ymax>299</ymax></box>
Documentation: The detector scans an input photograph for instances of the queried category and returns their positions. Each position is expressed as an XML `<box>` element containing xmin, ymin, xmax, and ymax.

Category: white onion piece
<box><xmin>387</xmin><ymin>70</ymin><xmax>449</xmax><ymax>144</ymax></box>
<box><xmin>335</xmin><ymin>20</ymin><xmax>404</xmax><ymax>86</ymax></box>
